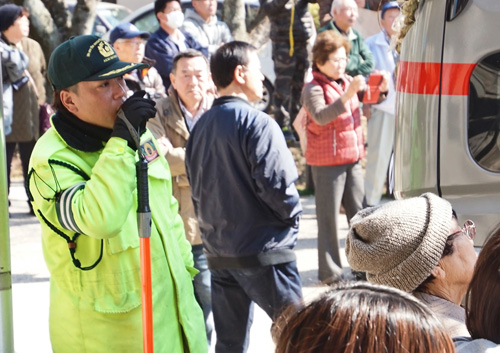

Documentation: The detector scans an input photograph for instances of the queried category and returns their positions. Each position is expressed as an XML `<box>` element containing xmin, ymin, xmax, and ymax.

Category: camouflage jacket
<box><xmin>259</xmin><ymin>0</ymin><xmax>316</xmax><ymax>43</ymax></box>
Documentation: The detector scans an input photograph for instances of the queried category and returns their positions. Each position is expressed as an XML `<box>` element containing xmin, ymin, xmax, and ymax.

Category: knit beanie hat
<box><xmin>0</xmin><ymin>4</ymin><xmax>22</xmax><ymax>32</ymax></box>
<box><xmin>345</xmin><ymin>193</ymin><xmax>453</xmax><ymax>293</ymax></box>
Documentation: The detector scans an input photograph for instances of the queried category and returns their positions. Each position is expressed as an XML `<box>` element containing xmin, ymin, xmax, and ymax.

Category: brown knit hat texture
<box><xmin>346</xmin><ymin>193</ymin><xmax>453</xmax><ymax>293</ymax></box>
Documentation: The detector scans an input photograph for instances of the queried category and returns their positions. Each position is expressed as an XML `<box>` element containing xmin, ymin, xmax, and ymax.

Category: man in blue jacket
<box><xmin>186</xmin><ymin>41</ymin><xmax>303</xmax><ymax>353</ymax></box>
<box><xmin>145</xmin><ymin>0</ymin><xmax>208</xmax><ymax>90</ymax></box>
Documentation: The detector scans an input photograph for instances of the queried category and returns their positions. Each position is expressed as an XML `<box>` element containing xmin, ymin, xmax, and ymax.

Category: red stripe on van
<box><xmin>397</xmin><ymin>61</ymin><xmax>476</xmax><ymax>95</ymax></box>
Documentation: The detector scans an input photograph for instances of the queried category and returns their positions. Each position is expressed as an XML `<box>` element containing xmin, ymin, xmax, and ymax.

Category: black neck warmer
<box><xmin>52</xmin><ymin>110</ymin><xmax>113</xmax><ymax>152</ymax></box>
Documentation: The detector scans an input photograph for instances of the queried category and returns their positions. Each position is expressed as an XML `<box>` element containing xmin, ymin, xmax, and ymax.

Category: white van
<box><xmin>394</xmin><ymin>0</ymin><xmax>500</xmax><ymax>247</ymax></box>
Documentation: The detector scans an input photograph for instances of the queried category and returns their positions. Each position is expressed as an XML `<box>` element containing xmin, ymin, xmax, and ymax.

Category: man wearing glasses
<box><xmin>346</xmin><ymin>192</ymin><xmax>478</xmax><ymax>339</ymax></box>
<box><xmin>109</xmin><ymin>22</ymin><xmax>166</xmax><ymax>100</ymax></box>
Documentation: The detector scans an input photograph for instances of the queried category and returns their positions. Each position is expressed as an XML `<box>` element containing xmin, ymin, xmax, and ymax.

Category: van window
<box><xmin>468</xmin><ymin>52</ymin><xmax>500</xmax><ymax>172</ymax></box>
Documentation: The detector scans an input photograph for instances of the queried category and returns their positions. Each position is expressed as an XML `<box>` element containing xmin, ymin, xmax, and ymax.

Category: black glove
<box><xmin>111</xmin><ymin>90</ymin><xmax>157</xmax><ymax>150</ymax></box>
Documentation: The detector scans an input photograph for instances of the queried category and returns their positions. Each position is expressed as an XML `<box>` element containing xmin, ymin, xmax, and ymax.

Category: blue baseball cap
<box><xmin>109</xmin><ymin>22</ymin><xmax>150</xmax><ymax>45</ymax></box>
<box><xmin>381</xmin><ymin>1</ymin><xmax>400</xmax><ymax>18</ymax></box>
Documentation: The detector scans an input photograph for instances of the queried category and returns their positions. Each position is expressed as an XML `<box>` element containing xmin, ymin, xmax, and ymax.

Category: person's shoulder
<box><xmin>22</xmin><ymin>37</ymin><xmax>41</xmax><ymax>49</ymax></box>
<box><xmin>318</xmin><ymin>21</ymin><xmax>335</xmax><ymax>33</ymax></box>
<box><xmin>240</xmin><ymin>104</ymin><xmax>275</xmax><ymax>130</ymax></box>
<box><xmin>148</xmin><ymin>28</ymin><xmax>166</xmax><ymax>42</ymax></box>
<box><xmin>303</xmin><ymin>80</ymin><xmax>321</xmax><ymax>93</ymax></box>
<box><xmin>365</xmin><ymin>30</ymin><xmax>385</xmax><ymax>45</ymax></box>
<box><xmin>184</xmin><ymin>8</ymin><xmax>201</xmax><ymax>22</ymax></box>
<box><xmin>182</xmin><ymin>16</ymin><xmax>202</xmax><ymax>30</ymax></box>
<box><xmin>364</xmin><ymin>31</ymin><xmax>378</xmax><ymax>44</ymax></box>
<box><xmin>182</xmin><ymin>17</ymin><xmax>199</xmax><ymax>27</ymax></box>
<box><xmin>148</xmin><ymin>29</ymin><xmax>160</xmax><ymax>39</ymax></box>
<box><xmin>20</xmin><ymin>37</ymin><xmax>43</xmax><ymax>57</ymax></box>
<box><xmin>31</xmin><ymin>128</ymin><xmax>68</xmax><ymax>165</ymax></box>
<box><xmin>351</xmin><ymin>27</ymin><xmax>364</xmax><ymax>38</ymax></box>
<box><xmin>155</xmin><ymin>95</ymin><xmax>175</xmax><ymax>113</ymax></box>
<box><xmin>215</xmin><ymin>18</ymin><xmax>231</xmax><ymax>30</ymax></box>
<box><xmin>454</xmin><ymin>338</ymin><xmax>500</xmax><ymax>353</ymax></box>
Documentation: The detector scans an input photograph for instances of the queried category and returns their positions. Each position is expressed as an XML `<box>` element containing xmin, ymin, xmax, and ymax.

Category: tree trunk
<box><xmin>68</xmin><ymin>0</ymin><xmax>97</xmax><ymax>37</ymax></box>
<box><xmin>223</xmin><ymin>0</ymin><xmax>248</xmax><ymax>41</ymax></box>
<box><xmin>24</xmin><ymin>0</ymin><xmax>66</xmax><ymax>65</ymax></box>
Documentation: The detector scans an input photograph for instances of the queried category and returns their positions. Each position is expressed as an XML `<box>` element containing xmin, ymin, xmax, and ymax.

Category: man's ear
<box><xmin>170</xmin><ymin>72</ymin><xmax>176</xmax><ymax>90</ymax></box>
<box><xmin>191</xmin><ymin>0</ymin><xmax>199</xmax><ymax>12</ymax></box>
<box><xmin>60</xmin><ymin>90</ymin><xmax>78</xmax><ymax>114</ymax></box>
<box><xmin>430</xmin><ymin>264</ymin><xmax>446</xmax><ymax>280</ymax></box>
<box><xmin>234</xmin><ymin>65</ymin><xmax>245</xmax><ymax>85</ymax></box>
<box><xmin>112</xmin><ymin>42</ymin><xmax>121</xmax><ymax>53</ymax></box>
<box><xmin>156</xmin><ymin>11</ymin><xmax>166</xmax><ymax>24</ymax></box>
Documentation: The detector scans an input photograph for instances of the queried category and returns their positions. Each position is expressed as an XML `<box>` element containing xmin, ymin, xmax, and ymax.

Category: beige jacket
<box><xmin>147</xmin><ymin>87</ymin><xmax>214</xmax><ymax>245</ymax></box>
<box><xmin>8</xmin><ymin>37</ymin><xmax>46</xmax><ymax>143</ymax></box>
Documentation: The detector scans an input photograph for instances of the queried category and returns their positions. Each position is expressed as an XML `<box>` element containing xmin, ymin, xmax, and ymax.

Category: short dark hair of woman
<box><xmin>311</xmin><ymin>30</ymin><xmax>351</xmax><ymax>71</ymax></box>
<box><xmin>274</xmin><ymin>282</ymin><xmax>456</xmax><ymax>353</ymax></box>
<box><xmin>466</xmin><ymin>225</ymin><xmax>500</xmax><ymax>344</ymax></box>
<box><xmin>210</xmin><ymin>41</ymin><xmax>256</xmax><ymax>90</ymax></box>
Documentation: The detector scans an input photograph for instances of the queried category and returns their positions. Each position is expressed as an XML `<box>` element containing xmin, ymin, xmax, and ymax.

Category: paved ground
<box><xmin>6</xmin><ymin>180</ymin><xmax>351</xmax><ymax>353</ymax></box>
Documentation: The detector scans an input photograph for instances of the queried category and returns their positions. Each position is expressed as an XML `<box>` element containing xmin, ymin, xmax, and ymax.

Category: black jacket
<box><xmin>186</xmin><ymin>96</ymin><xmax>302</xmax><ymax>269</ymax></box>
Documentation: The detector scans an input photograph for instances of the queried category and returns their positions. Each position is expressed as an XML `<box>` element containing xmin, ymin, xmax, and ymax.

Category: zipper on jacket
<box><xmin>333</xmin><ymin>129</ymin><xmax>337</xmax><ymax>156</ymax></box>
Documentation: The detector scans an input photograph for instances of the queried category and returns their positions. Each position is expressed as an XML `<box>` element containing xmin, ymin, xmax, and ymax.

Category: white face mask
<box><xmin>166</xmin><ymin>11</ymin><xmax>184</xmax><ymax>29</ymax></box>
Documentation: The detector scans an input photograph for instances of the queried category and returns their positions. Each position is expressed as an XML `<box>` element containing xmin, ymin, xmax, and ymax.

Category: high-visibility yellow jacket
<box><xmin>28</xmin><ymin>112</ymin><xmax>207</xmax><ymax>353</ymax></box>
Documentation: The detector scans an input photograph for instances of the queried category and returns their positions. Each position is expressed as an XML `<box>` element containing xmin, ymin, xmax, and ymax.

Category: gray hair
<box><xmin>330</xmin><ymin>0</ymin><xmax>358</xmax><ymax>15</ymax></box>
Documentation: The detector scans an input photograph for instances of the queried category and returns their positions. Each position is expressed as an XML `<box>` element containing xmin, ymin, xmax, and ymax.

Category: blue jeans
<box><xmin>192</xmin><ymin>244</ymin><xmax>213</xmax><ymax>346</ymax></box>
<box><xmin>211</xmin><ymin>261</ymin><xmax>303</xmax><ymax>353</ymax></box>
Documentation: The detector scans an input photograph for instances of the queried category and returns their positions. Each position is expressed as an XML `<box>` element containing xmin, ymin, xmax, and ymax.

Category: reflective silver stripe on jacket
<box><xmin>57</xmin><ymin>182</ymin><xmax>85</xmax><ymax>234</ymax></box>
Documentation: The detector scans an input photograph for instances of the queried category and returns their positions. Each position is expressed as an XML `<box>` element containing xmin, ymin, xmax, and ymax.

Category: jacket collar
<box><xmin>312</xmin><ymin>70</ymin><xmax>346</xmax><ymax>89</ymax></box>
<box><xmin>154</xmin><ymin>26</ymin><xmax>171</xmax><ymax>40</ymax></box>
<box><xmin>373</xmin><ymin>30</ymin><xmax>390</xmax><ymax>46</ymax></box>
<box><xmin>52</xmin><ymin>110</ymin><xmax>112</xmax><ymax>152</ymax></box>
<box><xmin>213</xmin><ymin>95</ymin><xmax>252</xmax><ymax>107</ymax></box>
<box><xmin>332</xmin><ymin>21</ymin><xmax>357</xmax><ymax>41</ymax></box>
<box><xmin>166</xmin><ymin>86</ymin><xmax>191</xmax><ymax>140</ymax></box>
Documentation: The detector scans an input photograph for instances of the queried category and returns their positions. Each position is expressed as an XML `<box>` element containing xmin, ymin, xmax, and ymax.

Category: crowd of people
<box><xmin>3</xmin><ymin>0</ymin><xmax>499</xmax><ymax>352</ymax></box>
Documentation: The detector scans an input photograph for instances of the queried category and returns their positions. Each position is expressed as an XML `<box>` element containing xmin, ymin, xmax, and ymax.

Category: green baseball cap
<box><xmin>48</xmin><ymin>35</ymin><xmax>148</xmax><ymax>90</ymax></box>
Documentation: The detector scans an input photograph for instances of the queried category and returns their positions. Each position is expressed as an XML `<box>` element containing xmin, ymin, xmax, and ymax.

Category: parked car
<box><xmin>116</xmin><ymin>0</ymin><xmax>275</xmax><ymax>112</ymax></box>
<box><xmin>67</xmin><ymin>0</ymin><xmax>132</xmax><ymax>37</ymax></box>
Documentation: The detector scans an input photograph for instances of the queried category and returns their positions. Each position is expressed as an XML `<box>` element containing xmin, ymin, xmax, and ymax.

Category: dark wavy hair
<box><xmin>274</xmin><ymin>282</ymin><xmax>456</xmax><ymax>353</ymax></box>
<box><xmin>466</xmin><ymin>224</ymin><xmax>500</xmax><ymax>343</ymax></box>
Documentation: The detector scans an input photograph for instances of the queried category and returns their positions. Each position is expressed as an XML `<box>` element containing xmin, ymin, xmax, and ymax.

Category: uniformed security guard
<box><xmin>27</xmin><ymin>35</ymin><xmax>207</xmax><ymax>353</ymax></box>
